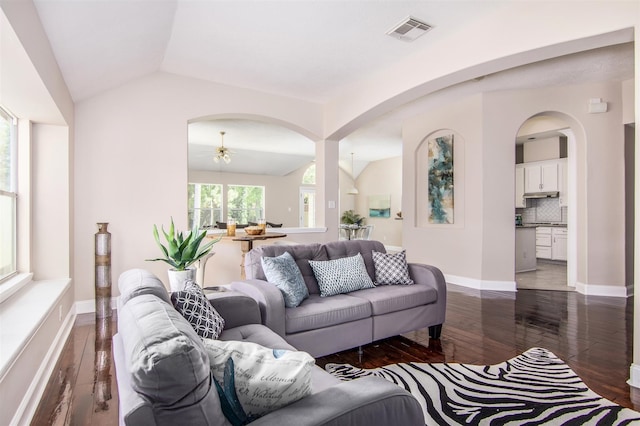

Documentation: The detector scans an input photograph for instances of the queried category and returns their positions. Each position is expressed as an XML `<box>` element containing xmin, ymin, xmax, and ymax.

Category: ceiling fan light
<box><xmin>223</xmin><ymin>154</ymin><xmax>231</xmax><ymax>164</ymax></box>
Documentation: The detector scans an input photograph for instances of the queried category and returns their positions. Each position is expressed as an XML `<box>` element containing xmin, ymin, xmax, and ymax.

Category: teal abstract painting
<box><xmin>428</xmin><ymin>135</ymin><xmax>454</xmax><ymax>224</ymax></box>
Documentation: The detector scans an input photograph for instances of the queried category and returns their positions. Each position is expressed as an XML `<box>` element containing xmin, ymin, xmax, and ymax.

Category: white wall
<box><xmin>404</xmin><ymin>95</ymin><xmax>485</xmax><ymax>283</ymax></box>
<box><xmin>74</xmin><ymin>72</ymin><xmax>325</xmax><ymax>300</ymax></box>
<box><xmin>354</xmin><ymin>157</ymin><xmax>403</xmax><ymax>246</ymax></box>
<box><xmin>403</xmin><ymin>81</ymin><xmax>627</xmax><ymax>291</ymax></box>
<box><xmin>0</xmin><ymin>4</ymin><xmax>75</xmax><ymax>424</ymax></box>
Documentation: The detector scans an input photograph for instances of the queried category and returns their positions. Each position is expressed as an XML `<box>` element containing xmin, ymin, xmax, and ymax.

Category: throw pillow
<box><xmin>203</xmin><ymin>339</ymin><xmax>314</xmax><ymax>420</ymax></box>
<box><xmin>309</xmin><ymin>253</ymin><xmax>375</xmax><ymax>297</ymax></box>
<box><xmin>261</xmin><ymin>252</ymin><xmax>309</xmax><ymax>308</ymax></box>
<box><xmin>372</xmin><ymin>250</ymin><xmax>414</xmax><ymax>285</ymax></box>
<box><xmin>171</xmin><ymin>280</ymin><xmax>225</xmax><ymax>339</ymax></box>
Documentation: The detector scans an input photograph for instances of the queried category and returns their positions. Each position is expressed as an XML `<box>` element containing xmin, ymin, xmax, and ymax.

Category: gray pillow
<box><xmin>261</xmin><ymin>252</ymin><xmax>309</xmax><ymax>307</ymax></box>
<box><xmin>309</xmin><ymin>253</ymin><xmax>375</xmax><ymax>297</ymax></box>
<box><xmin>372</xmin><ymin>250</ymin><xmax>414</xmax><ymax>285</ymax></box>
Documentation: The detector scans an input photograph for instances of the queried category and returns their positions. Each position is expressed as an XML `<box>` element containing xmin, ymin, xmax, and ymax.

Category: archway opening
<box><xmin>514</xmin><ymin>113</ymin><xmax>577</xmax><ymax>291</ymax></box>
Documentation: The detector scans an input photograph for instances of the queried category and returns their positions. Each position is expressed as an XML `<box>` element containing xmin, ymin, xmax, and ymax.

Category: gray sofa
<box><xmin>113</xmin><ymin>268</ymin><xmax>424</xmax><ymax>426</ymax></box>
<box><xmin>231</xmin><ymin>240</ymin><xmax>446</xmax><ymax>357</ymax></box>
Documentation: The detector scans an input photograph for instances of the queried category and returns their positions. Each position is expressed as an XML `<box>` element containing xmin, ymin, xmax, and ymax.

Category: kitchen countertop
<box><xmin>516</xmin><ymin>223</ymin><xmax>567</xmax><ymax>228</ymax></box>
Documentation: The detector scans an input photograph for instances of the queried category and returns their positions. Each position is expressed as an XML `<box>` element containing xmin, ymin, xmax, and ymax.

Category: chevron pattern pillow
<box><xmin>372</xmin><ymin>250</ymin><xmax>414</xmax><ymax>285</ymax></box>
<box><xmin>171</xmin><ymin>280</ymin><xmax>225</xmax><ymax>339</ymax></box>
<box><xmin>309</xmin><ymin>253</ymin><xmax>375</xmax><ymax>297</ymax></box>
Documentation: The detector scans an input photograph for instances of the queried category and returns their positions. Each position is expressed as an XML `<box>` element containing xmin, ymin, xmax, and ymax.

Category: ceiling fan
<box><xmin>214</xmin><ymin>131</ymin><xmax>232</xmax><ymax>164</ymax></box>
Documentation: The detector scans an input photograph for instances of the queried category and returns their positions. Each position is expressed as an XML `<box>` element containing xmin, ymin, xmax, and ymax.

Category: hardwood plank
<box><xmin>32</xmin><ymin>285</ymin><xmax>638</xmax><ymax>424</ymax></box>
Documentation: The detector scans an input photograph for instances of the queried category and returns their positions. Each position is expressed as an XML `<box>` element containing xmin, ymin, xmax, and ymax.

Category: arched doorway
<box><xmin>514</xmin><ymin>113</ymin><xmax>577</xmax><ymax>291</ymax></box>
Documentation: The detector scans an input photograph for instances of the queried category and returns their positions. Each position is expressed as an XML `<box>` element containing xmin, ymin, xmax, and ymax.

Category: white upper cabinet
<box><xmin>558</xmin><ymin>159</ymin><xmax>568</xmax><ymax>207</ymax></box>
<box><xmin>524</xmin><ymin>161</ymin><xmax>559</xmax><ymax>193</ymax></box>
<box><xmin>515</xmin><ymin>165</ymin><xmax>526</xmax><ymax>208</ymax></box>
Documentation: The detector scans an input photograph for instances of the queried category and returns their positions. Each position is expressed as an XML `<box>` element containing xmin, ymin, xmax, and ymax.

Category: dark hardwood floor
<box><xmin>31</xmin><ymin>285</ymin><xmax>639</xmax><ymax>425</ymax></box>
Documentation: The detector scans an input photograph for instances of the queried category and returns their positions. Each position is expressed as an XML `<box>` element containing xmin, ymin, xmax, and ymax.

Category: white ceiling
<box><xmin>32</xmin><ymin>1</ymin><xmax>635</xmax><ymax>177</ymax></box>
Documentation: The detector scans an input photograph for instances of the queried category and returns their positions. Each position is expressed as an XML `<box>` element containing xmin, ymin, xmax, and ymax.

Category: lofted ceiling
<box><xmin>31</xmin><ymin>1</ymin><xmax>635</xmax><ymax>177</ymax></box>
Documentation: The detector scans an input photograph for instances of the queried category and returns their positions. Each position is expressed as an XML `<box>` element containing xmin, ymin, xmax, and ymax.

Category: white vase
<box><xmin>167</xmin><ymin>268</ymin><xmax>196</xmax><ymax>292</ymax></box>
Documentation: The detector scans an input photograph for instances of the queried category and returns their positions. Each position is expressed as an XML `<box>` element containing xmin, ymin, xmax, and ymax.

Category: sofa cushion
<box><xmin>171</xmin><ymin>280</ymin><xmax>225</xmax><ymax>339</ymax></box>
<box><xmin>203</xmin><ymin>339</ymin><xmax>314</xmax><ymax>419</ymax></box>
<box><xmin>309</xmin><ymin>253</ymin><xmax>375</xmax><ymax>297</ymax></box>
<box><xmin>350</xmin><ymin>284</ymin><xmax>438</xmax><ymax>315</ymax></box>
<box><xmin>261</xmin><ymin>251</ymin><xmax>309</xmax><ymax>308</ymax></box>
<box><xmin>372</xmin><ymin>250</ymin><xmax>414</xmax><ymax>285</ymax></box>
<box><xmin>220</xmin><ymin>324</ymin><xmax>298</xmax><ymax>351</ymax></box>
<box><xmin>217</xmin><ymin>324</ymin><xmax>340</xmax><ymax>394</ymax></box>
<box><xmin>245</xmin><ymin>243</ymin><xmax>327</xmax><ymax>295</ymax></box>
<box><xmin>118</xmin><ymin>294</ymin><xmax>212</xmax><ymax>407</ymax></box>
<box><xmin>118</xmin><ymin>268</ymin><xmax>171</xmax><ymax>306</ymax></box>
<box><xmin>285</xmin><ymin>294</ymin><xmax>372</xmax><ymax>334</ymax></box>
<box><xmin>324</xmin><ymin>240</ymin><xmax>386</xmax><ymax>282</ymax></box>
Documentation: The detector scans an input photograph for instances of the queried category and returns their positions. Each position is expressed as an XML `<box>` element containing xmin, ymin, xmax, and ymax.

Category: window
<box><xmin>227</xmin><ymin>185</ymin><xmax>264</xmax><ymax>224</ymax></box>
<box><xmin>0</xmin><ymin>107</ymin><xmax>17</xmax><ymax>282</ymax></box>
<box><xmin>188</xmin><ymin>183</ymin><xmax>223</xmax><ymax>229</ymax></box>
<box><xmin>302</xmin><ymin>164</ymin><xmax>315</xmax><ymax>185</ymax></box>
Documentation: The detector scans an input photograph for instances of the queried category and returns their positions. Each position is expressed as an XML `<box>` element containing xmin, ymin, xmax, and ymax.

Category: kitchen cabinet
<box><xmin>525</xmin><ymin>162</ymin><xmax>559</xmax><ymax>193</ymax></box>
<box><xmin>552</xmin><ymin>227</ymin><xmax>568</xmax><ymax>260</ymax></box>
<box><xmin>536</xmin><ymin>227</ymin><xmax>552</xmax><ymax>259</ymax></box>
<box><xmin>558</xmin><ymin>159</ymin><xmax>568</xmax><ymax>207</ymax></box>
<box><xmin>536</xmin><ymin>226</ymin><xmax>568</xmax><ymax>260</ymax></box>
<box><xmin>515</xmin><ymin>165</ymin><xmax>526</xmax><ymax>208</ymax></box>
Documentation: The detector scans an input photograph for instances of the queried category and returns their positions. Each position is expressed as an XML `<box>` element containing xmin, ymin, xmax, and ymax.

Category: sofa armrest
<box><xmin>229</xmin><ymin>279</ymin><xmax>286</xmax><ymax>337</ymax></box>
<box><xmin>408</xmin><ymin>263</ymin><xmax>447</xmax><ymax>324</ymax></box>
<box><xmin>206</xmin><ymin>291</ymin><xmax>262</xmax><ymax>329</ymax></box>
<box><xmin>250</xmin><ymin>377</ymin><xmax>423</xmax><ymax>426</ymax></box>
<box><xmin>113</xmin><ymin>333</ymin><xmax>156</xmax><ymax>426</ymax></box>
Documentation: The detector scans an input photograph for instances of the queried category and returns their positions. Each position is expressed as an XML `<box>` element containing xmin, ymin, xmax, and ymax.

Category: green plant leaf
<box><xmin>147</xmin><ymin>218</ymin><xmax>221</xmax><ymax>270</ymax></box>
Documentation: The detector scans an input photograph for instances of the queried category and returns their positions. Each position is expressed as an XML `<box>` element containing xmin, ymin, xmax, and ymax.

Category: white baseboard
<box><xmin>628</xmin><ymin>363</ymin><xmax>640</xmax><ymax>389</ymax></box>
<box><xmin>75</xmin><ymin>297</ymin><xmax>119</xmax><ymax>314</ymax></box>
<box><xmin>12</xmin><ymin>308</ymin><xmax>75</xmax><ymax>426</ymax></box>
<box><xmin>575</xmin><ymin>282</ymin><xmax>630</xmax><ymax>298</ymax></box>
<box><xmin>445</xmin><ymin>274</ymin><xmax>517</xmax><ymax>292</ymax></box>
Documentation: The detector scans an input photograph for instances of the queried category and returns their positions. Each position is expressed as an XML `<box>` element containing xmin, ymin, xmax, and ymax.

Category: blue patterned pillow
<box><xmin>372</xmin><ymin>250</ymin><xmax>414</xmax><ymax>285</ymax></box>
<box><xmin>261</xmin><ymin>252</ymin><xmax>309</xmax><ymax>308</ymax></box>
<box><xmin>309</xmin><ymin>253</ymin><xmax>375</xmax><ymax>297</ymax></box>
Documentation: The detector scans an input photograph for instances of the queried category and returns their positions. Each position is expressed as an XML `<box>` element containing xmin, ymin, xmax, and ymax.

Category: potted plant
<box><xmin>147</xmin><ymin>217</ymin><xmax>220</xmax><ymax>291</ymax></box>
<box><xmin>340</xmin><ymin>209</ymin><xmax>365</xmax><ymax>226</ymax></box>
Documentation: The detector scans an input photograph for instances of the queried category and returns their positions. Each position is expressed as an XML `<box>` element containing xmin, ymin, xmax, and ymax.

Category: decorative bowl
<box><xmin>245</xmin><ymin>226</ymin><xmax>264</xmax><ymax>235</ymax></box>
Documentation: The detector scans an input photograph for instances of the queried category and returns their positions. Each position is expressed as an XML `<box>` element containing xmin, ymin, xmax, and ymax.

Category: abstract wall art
<box><xmin>427</xmin><ymin>134</ymin><xmax>454</xmax><ymax>224</ymax></box>
<box><xmin>369</xmin><ymin>194</ymin><xmax>391</xmax><ymax>218</ymax></box>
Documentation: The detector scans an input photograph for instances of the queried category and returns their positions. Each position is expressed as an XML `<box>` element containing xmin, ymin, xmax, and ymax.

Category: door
<box><xmin>299</xmin><ymin>188</ymin><xmax>316</xmax><ymax>227</ymax></box>
<box><xmin>524</xmin><ymin>165</ymin><xmax>542</xmax><ymax>193</ymax></box>
<box><xmin>552</xmin><ymin>228</ymin><xmax>568</xmax><ymax>261</ymax></box>
<box><xmin>540</xmin><ymin>163</ymin><xmax>559</xmax><ymax>191</ymax></box>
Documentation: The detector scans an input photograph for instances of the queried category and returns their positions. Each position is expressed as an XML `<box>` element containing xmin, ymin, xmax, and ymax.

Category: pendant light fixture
<box><xmin>214</xmin><ymin>131</ymin><xmax>232</xmax><ymax>164</ymax></box>
<box><xmin>347</xmin><ymin>152</ymin><xmax>359</xmax><ymax>195</ymax></box>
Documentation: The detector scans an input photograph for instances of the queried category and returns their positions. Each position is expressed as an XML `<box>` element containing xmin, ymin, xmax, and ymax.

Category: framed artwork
<box><xmin>428</xmin><ymin>134</ymin><xmax>454</xmax><ymax>224</ymax></box>
<box><xmin>369</xmin><ymin>194</ymin><xmax>391</xmax><ymax>218</ymax></box>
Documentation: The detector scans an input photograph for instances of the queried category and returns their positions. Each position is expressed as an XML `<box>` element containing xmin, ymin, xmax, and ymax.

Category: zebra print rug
<box><xmin>325</xmin><ymin>347</ymin><xmax>640</xmax><ymax>425</ymax></box>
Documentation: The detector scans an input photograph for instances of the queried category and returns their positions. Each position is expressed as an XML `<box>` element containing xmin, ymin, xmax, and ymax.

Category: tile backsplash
<box><xmin>517</xmin><ymin>198</ymin><xmax>566</xmax><ymax>223</ymax></box>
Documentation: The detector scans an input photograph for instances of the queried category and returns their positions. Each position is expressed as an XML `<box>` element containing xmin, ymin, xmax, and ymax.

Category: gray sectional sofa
<box><xmin>113</xmin><ymin>269</ymin><xmax>424</xmax><ymax>426</ymax></box>
<box><xmin>231</xmin><ymin>240</ymin><xmax>447</xmax><ymax>357</ymax></box>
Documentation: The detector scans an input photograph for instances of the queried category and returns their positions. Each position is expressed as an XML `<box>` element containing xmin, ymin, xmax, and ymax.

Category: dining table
<box><xmin>339</xmin><ymin>224</ymin><xmax>366</xmax><ymax>240</ymax></box>
<box><xmin>207</xmin><ymin>231</ymin><xmax>287</xmax><ymax>279</ymax></box>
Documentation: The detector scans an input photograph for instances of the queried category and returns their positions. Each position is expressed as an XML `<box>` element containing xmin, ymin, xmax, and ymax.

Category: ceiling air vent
<box><xmin>386</xmin><ymin>16</ymin><xmax>432</xmax><ymax>42</ymax></box>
